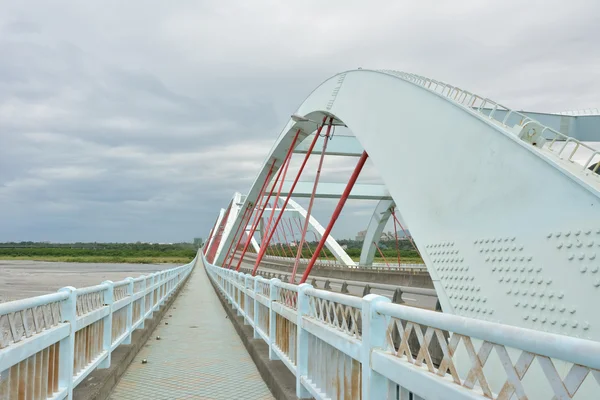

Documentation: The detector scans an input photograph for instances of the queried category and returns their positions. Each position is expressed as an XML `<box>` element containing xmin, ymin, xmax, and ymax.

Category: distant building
<box><xmin>355</xmin><ymin>230</ymin><xmax>367</xmax><ymax>241</ymax></box>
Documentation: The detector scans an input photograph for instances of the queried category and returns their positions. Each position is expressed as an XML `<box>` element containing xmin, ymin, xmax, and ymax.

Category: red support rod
<box><xmin>292</xmin><ymin>218</ymin><xmax>314</xmax><ymax>259</ymax></box>
<box><xmin>228</xmin><ymin>210</ymin><xmax>255</xmax><ymax>267</ymax></box>
<box><xmin>291</xmin><ymin>117</ymin><xmax>333</xmax><ymax>282</ymax></box>
<box><xmin>206</xmin><ymin>201</ymin><xmax>233</xmax><ymax>264</ymax></box>
<box><xmin>263</xmin><ymin>142</ymin><xmax>294</xmax><ymax>239</ymax></box>
<box><xmin>374</xmin><ymin>241</ymin><xmax>390</xmax><ymax>268</ymax></box>
<box><xmin>235</xmin><ymin>129</ymin><xmax>301</xmax><ymax>271</ymax></box>
<box><xmin>232</xmin><ymin>203</ymin><xmax>259</xmax><ymax>262</ymax></box>
<box><xmin>274</xmin><ymin>224</ymin><xmax>289</xmax><ymax>257</ymax></box>
<box><xmin>278</xmin><ymin>216</ymin><xmax>296</xmax><ymax>257</ymax></box>
<box><xmin>391</xmin><ymin>207</ymin><xmax>402</xmax><ymax>266</ymax></box>
<box><xmin>299</xmin><ymin>151</ymin><xmax>369</xmax><ymax>283</ymax></box>
<box><xmin>203</xmin><ymin>217</ymin><xmax>218</xmax><ymax>255</ymax></box>
<box><xmin>251</xmin><ymin>117</ymin><xmax>328</xmax><ymax>276</ymax></box>
<box><xmin>223</xmin><ymin>204</ymin><xmax>253</xmax><ymax>268</ymax></box>
<box><xmin>236</xmin><ymin>159</ymin><xmax>277</xmax><ymax>271</ymax></box>
<box><xmin>391</xmin><ymin>209</ymin><xmax>420</xmax><ymax>256</ymax></box>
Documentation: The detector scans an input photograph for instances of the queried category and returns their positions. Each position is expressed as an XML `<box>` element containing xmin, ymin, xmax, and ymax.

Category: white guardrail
<box><xmin>204</xmin><ymin>255</ymin><xmax>600</xmax><ymax>400</ymax></box>
<box><xmin>0</xmin><ymin>258</ymin><xmax>196</xmax><ymax>399</ymax></box>
<box><xmin>263</xmin><ymin>254</ymin><xmax>427</xmax><ymax>272</ymax></box>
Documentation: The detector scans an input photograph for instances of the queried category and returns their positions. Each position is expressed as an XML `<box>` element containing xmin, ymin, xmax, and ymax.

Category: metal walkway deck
<box><xmin>109</xmin><ymin>264</ymin><xmax>273</xmax><ymax>400</ymax></box>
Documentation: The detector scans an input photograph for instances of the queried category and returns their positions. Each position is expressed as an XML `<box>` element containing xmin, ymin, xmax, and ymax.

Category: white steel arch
<box><xmin>215</xmin><ymin>69</ymin><xmax>600</xmax><ymax>346</ymax></box>
<box><xmin>359</xmin><ymin>199</ymin><xmax>394</xmax><ymax>266</ymax></box>
<box><xmin>213</xmin><ymin>194</ymin><xmax>355</xmax><ymax>266</ymax></box>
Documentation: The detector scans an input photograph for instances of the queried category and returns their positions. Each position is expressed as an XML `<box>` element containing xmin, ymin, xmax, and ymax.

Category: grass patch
<box><xmin>0</xmin><ymin>255</ymin><xmax>194</xmax><ymax>264</ymax></box>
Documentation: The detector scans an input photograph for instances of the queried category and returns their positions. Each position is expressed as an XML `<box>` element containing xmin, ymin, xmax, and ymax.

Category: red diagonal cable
<box><xmin>391</xmin><ymin>207</ymin><xmax>402</xmax><ymax>266</ymax></box>
<box><xmin>226</xmin><ymin>204</ymin><xmax>257</xmax><ymax>268</ymax></box>
<box><xmin>235</xmin><ymin>130</ymin><xmax>300</xmax><ymax>271</ymax></box>
<box><xmin>299</xmin><ymin>151</ymin><xmax>369</xmax><ymax>283</ymax></box>
<box><xmin>278</xmin><ymin>214</ymin><xmax>296</xmax><ymax>257</ymax></box>
<box><xmin>391</xmin><ymin>209</ymin><xmax>420</xmax><ymax>256</ymax></box>
<box><xmin>222</xmin><ymin>204</ymin><xmax>252</xmax><ymax>268</ymax></box>
<box><xmin>374</xmin><ymin>241</ymin><xmax>390</xmax><ymax>268</ymax></box>
<box><xmin>252</xmin><ymin>117</ymin><xmax>327</xmax><ymax>275</ymax></box>
<box><xmin>291</xmin><ymin>117</ymin><xmax>333</xmax><ymax>282</ymax></box>
<box><xmin>292</xmin><ymin>217</ymin><xmax>314</xmax><ymax>260</ymax></box>
<box><xmin>203</xmin><ymin>214</ymin><xmax>220</xmax><ymax>255</ymax></box>
<box><xmin>263</xmin><ymin>140</ymin><xmax>294</xmax><ymax>240</ymax></box>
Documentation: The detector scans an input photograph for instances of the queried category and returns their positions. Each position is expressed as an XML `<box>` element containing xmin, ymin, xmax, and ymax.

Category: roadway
<box><xmin>233</xmin><ymin>255</ymin><xmax>438</xmax><ymax>310</ymax></box>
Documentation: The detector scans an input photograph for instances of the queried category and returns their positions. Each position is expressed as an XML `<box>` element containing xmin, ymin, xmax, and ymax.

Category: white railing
<box><xmin>205</xmin><ymin>255</ymin><xmax>600</xmax><ymax>399</ymax></box>
<box><xmin>0</xmin><ymin>258</ymin><xmax>196</xmax><ymax>399</ymax></box>
<box><xmin>379</xmin><ymin>70</ymin><xmax>600</xmax><ymax>181</ymax></box>
<box><xmin>266</xmin><ymin>254</ymin><xmax>426</xmax><ymax>271</ymax></box>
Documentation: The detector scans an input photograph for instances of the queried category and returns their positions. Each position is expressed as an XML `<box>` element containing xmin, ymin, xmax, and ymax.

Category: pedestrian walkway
<box><xmin>109</xmin><ymin>262</ymin><xmax>274</xmax><ymax>400</ymax></box>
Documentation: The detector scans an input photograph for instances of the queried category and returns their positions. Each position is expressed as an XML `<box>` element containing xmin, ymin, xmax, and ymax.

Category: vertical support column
<box><xmin>124</xmin><ymin>277</ymin><xmax>134</xmax><ymax>345</ymax></box>
<box><xmin>139</xmin><ymin>276</ymin><xmax>146</xmax><ymax>329</ymax></box>
<box><xmin>296</xmin><ymin>283</ymin><xmax>313</xmax><ymax>398</ymax></box>
<box><xmin>269</xmin><ymin>278</ymin><xmax>281</xmax><ymax>360</ymax></box>
<box><xmin>99</xmin><ymin>281</ymin><xmax>114</xmax><ymax>369</ymax></box>
<box><xmin>253</xmin><ymin>277</ymin><xmax>260</xmax><ymax>339</ymax></box>
<box><xmin>361</xmin><ymin>294</ymin><xmax>391</xmax><ymax>400</ymax></box>
<box><xmin>57</xmin><ymin>286</ymin><xmax>76</xmax><ymax>399</ymax></box>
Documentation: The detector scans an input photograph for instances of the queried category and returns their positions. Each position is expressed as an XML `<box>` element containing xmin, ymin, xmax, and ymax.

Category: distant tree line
<box><xmin>0</xmin><ymin>242</ymin><xmax>197</xmax><ymax>258</ymax></box>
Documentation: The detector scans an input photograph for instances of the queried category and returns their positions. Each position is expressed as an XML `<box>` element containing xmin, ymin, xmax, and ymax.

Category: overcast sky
<box><xmin>1</xmin><ymin>1</ymin><xmax>599</xmax><ymax>243</ymax></box>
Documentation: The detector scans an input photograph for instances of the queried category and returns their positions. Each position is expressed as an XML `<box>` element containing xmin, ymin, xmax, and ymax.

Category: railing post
<box><xmin>253</xmin><ymin>277</ymin><xmax>260</xmax><ymax>339</ymax></box>
<box><xmin>148</xmin><ymin>274</ymin><xmax>155</xmax><ymax>317</ymax></box>
<box><xmin>269</xmin><ymin>278</ymin><xmax>281</xmax><ymax>360</ymax></box>
<box><xmin>57</xmin><ymin>286</ymin><xmax>76</xmax><ymax>399</ymax></box>
<box><xmin>159</xmin><ymin>272</ymin><xmax>166</xmax><ymax>305</ymax></box>
<box><xmin>296</xmin><ymin>283</ymin><xmax>313</xmax><ymax>398</ymax></box>
<box><xmin>244</xmin><ymin>274</ymin><xmax>251</xmax><ymax>325</ymax></box>
<box><xmin>124</xmin><ymin>277</ymin><xmax>134</xmax><ymax>345</ymax></box>
<box><xmin>139</xmin><ymin>276</ymin><xmax>146</xmax><ymax>329</ymax></box>
<box><xmin>236</xmin><ymin>274</ymin><xmax>242</xmax><ymax>316</ymax></box>
<box><xmin>99</xmin><ymin>281</ymin><xmax>114</xmax><ymax>369</ymax></box>
<box><xmin>361</xmin><ymin>294</ymin><xmax>391</xmax><ymax>400</ymax></box>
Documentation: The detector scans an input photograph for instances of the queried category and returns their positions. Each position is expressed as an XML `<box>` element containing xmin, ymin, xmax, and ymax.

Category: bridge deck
<box><xmin>109</xmin><ymin>265</ymin><xmax>273</xmax><ymax>400</ymax></box>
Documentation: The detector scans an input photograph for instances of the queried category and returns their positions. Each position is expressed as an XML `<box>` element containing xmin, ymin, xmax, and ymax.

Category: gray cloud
<box><xmin>0</xmin><ymin>0</ymin><xmax>599</xmax><ymax>242</ymax></box>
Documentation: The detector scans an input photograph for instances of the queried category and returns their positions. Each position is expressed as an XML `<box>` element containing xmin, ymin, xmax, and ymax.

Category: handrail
<box><xmin>205</xmin><ymin>253</ymin><xmax>600</xmax><ymax>399</ymax></box>
<box><xmin>0</xmin><ymin>257</ymin><xmax>197</xmax><ymax>399</ymax></box>
<box><xmin>378</xmin><ymin>70</ymin><xmax>600</xmax><ymax>181</ymax></box>
<box><xmin>0</xmin><ymin>291</ymin><xmax>70</xmax><ymax>315</ymax></box>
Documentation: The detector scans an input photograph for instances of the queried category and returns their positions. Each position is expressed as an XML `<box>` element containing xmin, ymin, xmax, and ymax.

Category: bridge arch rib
<box><xmin>215</xmin><ymin>69</ymin><xmax>600</xmax><ymax>341</ymax></box>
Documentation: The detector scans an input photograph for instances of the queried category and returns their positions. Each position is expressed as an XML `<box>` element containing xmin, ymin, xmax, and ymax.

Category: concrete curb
<box><xmin>206</xmin><ymin>269</ymin><xmax>299</xmax><ymax>400</ymax></box>
<box><xmin>73</xmin><ymin>269</ymin><xmax>194</xmax><ymax>400</ymax></box>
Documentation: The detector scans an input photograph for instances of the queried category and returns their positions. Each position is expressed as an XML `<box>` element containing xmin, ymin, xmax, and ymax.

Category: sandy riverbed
<box><xmin>0</xmin><ymin>260</ymin><xmax>170</xmax><ymax>302</ymax></box>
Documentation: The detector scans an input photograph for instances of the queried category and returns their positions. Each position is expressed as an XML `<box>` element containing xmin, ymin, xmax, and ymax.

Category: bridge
<box><xmin>2</xmin><ymin>69</ymin><xmax>600</xmax><ymax>399</ymax></box>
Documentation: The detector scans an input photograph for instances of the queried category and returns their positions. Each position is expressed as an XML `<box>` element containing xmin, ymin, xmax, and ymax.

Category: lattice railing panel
<box><xmin>0</xmin><ymin>341</ymin><xmax>60</xmax><ymax>399</ymax></box>
<box><xmin>76</xmin><ymin>291</ymin><xmax>103</xmax><ymax>317</ymax></box>
<box><xmin>132</xmin><ymin>298</ymin><xmax>142</xmax><ymax>324</ymax></box>
<box><xmin>73</xmin><ymin>319</ymin><xmax>104</xmax><ymax>377</ymax></box>
<box><xmin>133</xmin><ymin>280</ymin><xmax>144</xmax><ymax>293</ymax></box>
<box><xmin>256</xmin><ymin>279</ymin><xmax>270</xmax><ymax>298</ymax></box>
<box><xmin>385</xmin><ymin>317</ymin><xmax>600</xmax><ymax>399</ymax></box>
<box><xmin>275</xmin><ymin>314</ymin><xmax>297</xmax><ymax>366</ymax></box>
<box><xmin>111</xmin><ymin>307</ymin><xmax>127</xmax><ymax>342</ymax></box>
<box><xmin>277</xmin><ymin>287</ymin><xmax>298</xmax><ymax>311</ymax></box>
<box><xmin>257</xmin><ymin>302</ymin><xmax>269</xmax><ymax>335</ymax></box>
<box><xmin>0</xmin><ymin>301</ymin><xmax>64</xmax><ymax>348</ymax></box>
<box><xmin>307</xmin><ymin>296</ymin><xmax>362</xmax><ymax>339</ymax></box>
<box><xmin>113</xmin><ymin>284</ymin><xmax>128</xmax><ymax>302</ymax></box>
<box><xmin>307</xmin><ymin>332</ymin><xmax>362</xmax><ymax>399</ymax></box>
